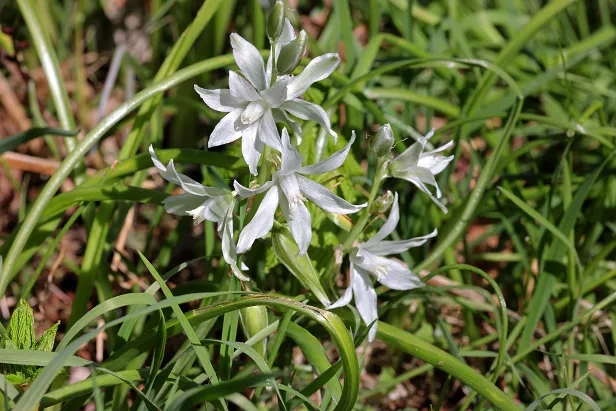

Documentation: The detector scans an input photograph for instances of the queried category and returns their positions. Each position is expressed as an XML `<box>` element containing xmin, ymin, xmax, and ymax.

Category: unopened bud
<box><xmin>277</xmin><ymin>30</ymin><xmax>308</xmax><ymax>75</ymax></box>
<box><xmin>240</xmin><ymin>306</ymin><xmax>268</xmax><ymax>357</ymax></box>
<box><xmin>372</xmin><ymin>124</ymin><xmax>395</xmax><ymax>157</ymax></box>
<box><xmin>371</xmin><ymin>190</ymin><xmax>394</xmax><ymax>214</ymax></box>
<box><xmin>267</xmin><ymin>1</ymin><xmax>285</xmax><ymax>42</ymax></box>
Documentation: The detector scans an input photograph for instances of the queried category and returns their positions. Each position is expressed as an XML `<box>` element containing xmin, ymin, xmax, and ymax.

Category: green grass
<box><xmin>0</xmin><ymin>0</ymin><xmax>615</xmax><ymax>410</ymax></box>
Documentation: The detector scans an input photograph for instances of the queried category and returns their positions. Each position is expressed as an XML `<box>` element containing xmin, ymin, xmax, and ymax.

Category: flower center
<box><xmin>240</xmin><ymin>100</ymin><xmax>267</xmax><ymax>125</ymax></box>
<box><xmin>374</xmin><ymin>265</ymin><xmax>388</xmax><ymax>281</ymax></box>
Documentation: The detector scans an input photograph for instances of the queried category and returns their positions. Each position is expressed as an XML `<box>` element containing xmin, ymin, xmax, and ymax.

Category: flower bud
<box><xmin>276</xmin><ymin>30</ymin><xmax>308</xmax><ymax>75</ymax></box>
<box><xmin>371</xmin><ymin>190</ymin><xmax>394</xmax><ymax>214</ymax></box>
<box><xmin>267</xmin><ymin>0</ymin><xmax>285</xmax><ymax>42</ymax></box>
<box><xmin>240</xmin><ymin>305</ymin><xmax>268</xmax><ymax>357</ymax></box>
<box><xmin>372</xmin><ymin>124</ymin><xmax>395</xmax><ymax>157</ymax></box>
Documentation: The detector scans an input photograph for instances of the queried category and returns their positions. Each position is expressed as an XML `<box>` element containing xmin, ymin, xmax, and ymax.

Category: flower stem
<box><xmin>269</xmin><ymin>43</ymin><xmax>278</xmax><ymax>86</ymax></box>
<box><xmin>342</xmin><ymin>157</ymin><xmax>387</xmax><ymax>250</ymax></box>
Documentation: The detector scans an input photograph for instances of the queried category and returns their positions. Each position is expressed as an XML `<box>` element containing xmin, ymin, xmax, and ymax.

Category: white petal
<box><xmin>150</xmin><ymin>145</ymin><xmax>221</xmax><ymax>196</ymax></box>
<box><xmin>299</xmin><ymin>131</ymin><xmax>355</xmax><ymax>175</ymax></box>
<box><xmin>208</xmin><ymin>109</ymin><xmax>243</xmax><ymax>147</ymax></box>
<box><xmin>162</xmin><ymin>193</ymin><xmax>205</xmax><ymax>216</ymax></box>
<box><xmin>327</xmin><ymin>262</ymin><xmax>355</xmax><ymax>310</ymax></box>
<box><xmin>396</xmin><ymin>174</ymin><xmax>448</xmax><ymax>214</ymax></box>
<box><xmin>352</xmin><ymin>265</ymin><xmax>378</xmax><ymax>342</ymax></box>
<box><xmin>240</xmin><ymin>100</ymin><xmax>267</xmax><ymax>126</ymax></box>
<box><xmin>286</xmin><ymin>53</ymin><xmax>341</xmax><ymax>99</ymax></box>
<box><xmin>258</xmin><ymin>110</ymin><xmax>282</xmax><ymax>151</ymax></box>
<box><xmin>279</xmin><ymin>128</ymin><xmax>303</xmax><ymax>172</ymax></box>
<box><xmin>229</xmin><ymin>71</ymin><xmax>261</xmax><ymax>102</ymax></box>
<box><xmin>418</xmin><ymin>140</ymin><xmax>454</xmax><ymax>175</ymax></box>
<box><xmin>237</xmin><ymin>186</ymin><xmax>280</xmax><ymax>253</ymax></box>
<box><xmin>281</xmin><ymin>99</ymin><xmax>336</xmax><ymax>140</ymax></box>
<box><xmin>278</xmin><ymin>173</ymin><xmax>303</xmax><ymax>206</ymax></box>
<box><xmin>260</xmin><ymin>77</ymin><xmax>290</xmax><ymax>108</ymax></box>
<box><xmin>230</xmin><ymin>33</ymin><xmax>267</xmax><ymax>91</ymax></box>
<box><xmin>364</xmin><ymin>192</ymin><xmax>400</xmax><ymax>246</ymax></box>
<box><xmin>241</xmin><ymin>121</ymin><xmax>263</xmax><ymax>176</ymax></box>
<box><xmin>189</xmin><ymin>196</ymin><xmax>231</xmax><ymax>225</ymax></box>
<box><xmin>392</xmin><ymin>139</ymin><xmax>425</xmax><ymax>169</ymax></box>
<box><xmin>279</xmin><ymin>189</ymin><xmax>312</xmax><ymax>255</ymax></box>
<box><xmin>233</xmin><ymin>179</ymin><xmax>275</xmax><ymax>198</ymax></box>
<box><xmin>363</xmin><ymin>229</ymin><xmax>438</xmax><ymax>256</ymax></box>
<box><xmin>356</xmin><ymin>252</ymin><xmax>423</xmax><ymax>291</ymax></box>
<box><xmin>272</xmin><ymin>108</ymin><xmax>303</xmax><ymax>142</ymax></box>
<box><xmin>297</xmin><ymin>175</ymin><xmax>366</xmax><ymax>214</ymax></box>
<box><xmin>193</xmin><ymin>86</ymin><xmax>242</xmax><ymax>112</ymax></box>
<box><xmin>221</xmin><ymin>208</ymin><xmax>250</xmax><ymax>281</ymax></box>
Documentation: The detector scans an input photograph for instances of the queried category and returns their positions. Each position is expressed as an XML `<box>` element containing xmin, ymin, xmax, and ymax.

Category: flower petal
<box><xmin>297</xmin><ymin>175</ymin><xmax>366</xmax><ymax>214</ymax></box>
<box><xmin>241</xmin><ymin>121</ymin><xmax>264</xmax><ymax>176</ymax></box>
<box><xmin>392</xmin><ymin>138</ymin><xmax>425</xmax><ymax>169</ymax></box>
<box><xmin>237</xmin><ymin>186</ymin><xmax>280</xmax><ymax>253</ymax></box>
<box><xmin>279</xmin><ymin>189</ymin><xmax>312</xmax><ymax>255</ymax></box>
<box><xmin>299</xmin><ymin>131</ymin><xmax>355</xmax><ymax>175</ymax></box>
<box><xmin>286</xmin><ymin>53</ymin><xmax>340</xmax><ymax>99</ymax></box>
<box><xmin>230</xmin><ymin>33</ymin><xmax>267</xmax><ymax>91</ymax></box>
<box><xmin>280</xmin><ymin>128</ymin><xmax>304</xmax><ymax>172</ymax></box>
<box><xmin>356</xmin><ymin>252</ymin><xmax>424</xmax><ymax>291</ymax></box>
<box><xmin>258</xmin><ymin>110</ymin><xmax>282</xmax><ymax>151</ymax></box>
<box><xmin>260</xmin><ymin>77</ymin><xmax>290</xmax><ymax>108</ymax></box>
<box><xmin>221</xmin><ymin>208</ymin><xmax>250</xmax><ymax>281</ymax></box>
<box><xmin>364</xmin><ymin>192</ymin><xmax>400</xmax><ymax>245</ymax></box>
<box><xmin>229</xmin><ymin>71</ymin><xmax>261</xmax><ymax>102</ymax></box>
<box><xmin>272</xmin><ymin>108</ymin><xmax>303</xmax><ymax>142</ymax></box>
<box><xmin>208</xmin><ymin>109</ymin><xmax>244</xmax><ymax>147</ymax></box>
<box><xmin>193</xmin><ymin>86</ymin><xmax>242</xmax><ymax>112</ymax></box>
<box><xmin>352</xmin><ymin>265</ymin><xmax>378</xmax><ymax>342</ymax></box>
<box><xmin>150</xmin><ymin>145</ymin><xmax>224</xmax><ymax>196</ymax></box>
<box><xmin>162</xmin><ymin>193</ymin><xmax>205</xmax><ymax>216</ymax></box>
<box><xmin>281</xmin><ymin>98</ymin><xmax>337</xmax><ymax>140</ymax></box>
<box><xmin>363</xmin><ymin>229</ymin><xmax>438</xmax><ymax>256</ymax></box>
<box><xmin>327</xmin><ymin>262</ymin><xmax>355</xmax><ymax>310</ymax></box>
<box><xmin>396</xmin><ymin>174</ymin><xmax>448</xmax><ymax>213</ymax></box>
<box><xmin>233</xmin><ymin>179</ymin><xmax>275</xmax><ymax>198</ymax></box>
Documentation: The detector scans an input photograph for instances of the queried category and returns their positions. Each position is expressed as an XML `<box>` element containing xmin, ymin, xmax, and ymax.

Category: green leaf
<box><xmin>272</xmin><ymin>227</ymin><xmax>332</xmax><ymax>306</ymax></box>
<box><xmin>8</xmin><ymin>300</ymin><xmax>35</xmax><ymax>350</ymax></box>
<box><xmin>33</xmin><ymin>322</ymin><xmax>59</xmax><ymax>352</ymax></box>
<box><xmin>0</xmin><ymin>128</ymin><xmax>77</xmax><ymax>154</ymax></box>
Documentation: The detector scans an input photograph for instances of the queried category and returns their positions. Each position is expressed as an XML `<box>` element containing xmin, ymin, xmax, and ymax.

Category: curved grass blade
<box><xmin>0</xmin><ymin>128</ymin><xmax>77</xmax><ymax>155</ymax></box>
<box><xmin>376</xmin><ymin>322</ymin><xmax>517</xmax><ymax>411</ymax></box>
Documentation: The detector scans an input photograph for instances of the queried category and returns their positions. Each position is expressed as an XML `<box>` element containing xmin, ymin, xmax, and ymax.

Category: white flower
<box><xmin>387</xmin><ymin>128</ymin><xmax>454</xmax><ymax>213</ymax></box>
<box><xmin>234</xmin><ymin>129</ymin><xmax>366</xmax><ymax>255</ymax></box>
<box><xmin>328</xmin><ymin>193</ymin><xmax>438</xmax><ymax>342</ymax></box>
<box><xmin>194</xmin><ymin>29</ymin><xmax>340</xmax><ymax>175</ymax></box>
<box><xmin>149</xmin><ymin>146</ymin><xmax>249</xmax><ymax>281</ymax></box>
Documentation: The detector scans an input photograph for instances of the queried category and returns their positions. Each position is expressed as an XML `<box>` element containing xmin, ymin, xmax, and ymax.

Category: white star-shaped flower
<box><xmin>194</xmin><ymin>27</ymin><xmax>340</xmax><ymax>175</ymax></box>
<box><xmin>328</xmin><ymin>192</ymin><xmax>437</xmax><ymax>341</ymax></box>
<box><xmin>234</xmin><ymin>129</ymin><xmax>366</xmax><ymax>255</ymax></box>
<box><xmin>150</xmin><ymin>146</ymin><xmax>248</xmax><ymax>281</ymax></box>
<box><xmin>386</xmin><ymin>127</ymin><xmax>454</xmax><ymax>213</ymax></box>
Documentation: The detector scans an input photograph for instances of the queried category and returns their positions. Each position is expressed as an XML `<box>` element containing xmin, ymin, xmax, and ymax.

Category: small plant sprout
<box><xmin>0</xmin><ymin>299</ymin><xmax>59</xmax><ymax>388</ymax></box>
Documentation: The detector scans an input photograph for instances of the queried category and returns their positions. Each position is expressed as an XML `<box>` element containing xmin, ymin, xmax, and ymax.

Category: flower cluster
<box><xmin>149</xmin><ymin>5</ymin><xmax>454</xmax><ymax>343</ymax></box>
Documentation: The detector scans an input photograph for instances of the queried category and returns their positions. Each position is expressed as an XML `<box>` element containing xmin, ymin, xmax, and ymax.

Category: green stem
<box><xmin>342</xmin><ymin>157</ymin><xmax>387</xmax><ymax>250</ymax></box>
